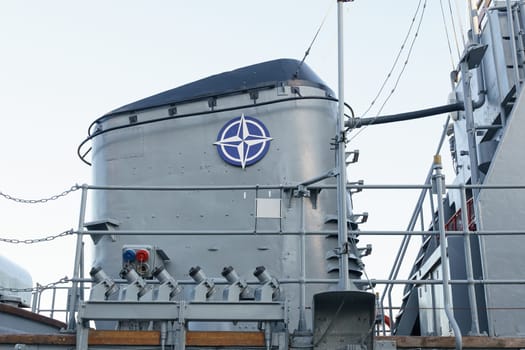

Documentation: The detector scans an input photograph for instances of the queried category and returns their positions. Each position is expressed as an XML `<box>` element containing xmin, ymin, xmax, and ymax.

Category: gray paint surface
<box><xmin>477</xmin><ymin>87</ymin><xmax>525</xmax><ymax>336</ymax></box>
<box><xmin>90</xmin><ymin>84</ymin><xmax>350</xmax><ymax>331</ymax></box>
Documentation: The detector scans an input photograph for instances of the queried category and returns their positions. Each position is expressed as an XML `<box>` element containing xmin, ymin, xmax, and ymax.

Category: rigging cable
<box><xmin>440</xmin><ymin>0</ymin><xmax>458</xmax><ymax>69</ymax></box>
<box><xmin>359</xmin><ymin>0</ymin><xmax>423</xmax><ymax>118</ymax></box>
<box><xmin>447</xmin><ymin>0</ymin><xmax>462</xmax><ymax>61</ymax></box>
<box><xmin>293</xmin><ymin>1</ymin><xmax>335</xmax><ymax>78</ymax></box>
<box><xmin>454</xmin><ymin>0</ymin><xmax>467</xmax><ymax>48</ymax></box>
<box><xmin>373</xmin><ymin>0</ymin><xmax>428</xmax><ymax>117</ymax></box>
<box><xmin>348</xmin><ymin>0</ymin><xmax>428</xmax><ymax>142</ymax></box>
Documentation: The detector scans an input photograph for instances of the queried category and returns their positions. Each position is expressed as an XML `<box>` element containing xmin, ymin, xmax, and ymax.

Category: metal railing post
<box><xmin>383</xmin><ymin>116</ymin><xmax>450</xmax><ymax>334</ymax></box>
<box><xmin>67</xmin><ymin>184</ymin><xmax>88</xmax><ymax>330</ymax></box>
<box><xmin>31</xmin><ymin>285</ymin><xmax>39</xmax><ymax>313</ymax></box>
<box><xmin>460</xmin><ymin>184</ymin><xmax>481</xmax><ymax>335</ymax></box>
<box><xmin>298</xmin><ymin>195</ymin><xmax>307</xmax><ymax>331</ymax></box>
<box><xmin>433</xmin><ymin>156</ymin><xmax>462</xmax><ymax>350</ymax></box>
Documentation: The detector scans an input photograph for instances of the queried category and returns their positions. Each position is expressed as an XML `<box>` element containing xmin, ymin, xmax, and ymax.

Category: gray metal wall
<box><xmin>89</xmin><ymin>85</ymin><xmax>341</xmax><ymax>331</ymax></box>
<box><xmin>477</xmin><ymin>86</ymin><xmax>525</xmax><ymax>336</ymax></box>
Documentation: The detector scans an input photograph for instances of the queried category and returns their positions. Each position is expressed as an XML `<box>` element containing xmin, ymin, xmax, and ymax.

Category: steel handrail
<box><xmin>61</xmin><ymin>180</ymin><xmax>525</xmax><ymax>333</ymax></box>
<box><xmin>80</xmin><ymin>229</ymin><xmax>525</xmax><ymax>236</ymax></box>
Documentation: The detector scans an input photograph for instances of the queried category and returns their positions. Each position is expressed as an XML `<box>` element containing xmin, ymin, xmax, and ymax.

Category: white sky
<box><xmin>0</xmin><ymin>0</ymin><xmax>467</xmax><ymax>313</ymax></box>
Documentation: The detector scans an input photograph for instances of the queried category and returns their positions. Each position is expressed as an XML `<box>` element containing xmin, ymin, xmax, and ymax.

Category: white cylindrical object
<box><xmin>0</xmin><ymin>255</ymin><xmax>33</xmax><ymax>307</ymax></box>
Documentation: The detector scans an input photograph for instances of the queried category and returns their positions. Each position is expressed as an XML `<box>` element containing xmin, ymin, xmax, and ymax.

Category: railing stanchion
<box><xmin>460</xmin><ymin>184</ymin><xmax>481</xmax><ymax>335</ymax></box>
<box><xmin>67</xmin><ymin>184</ymin><xmax>88</xmax><ymax>330</ymax></box>
<box><xmin>433</xmin><ymin>156</ymin><xmax>462</xmax><ymax>350</ymax></box>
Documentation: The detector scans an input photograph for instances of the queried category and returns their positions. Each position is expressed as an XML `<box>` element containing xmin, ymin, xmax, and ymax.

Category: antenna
<box><xmin>293</xmin><ymin>2</ymin><xmax>334</xmax><ymax>79</ymax></box>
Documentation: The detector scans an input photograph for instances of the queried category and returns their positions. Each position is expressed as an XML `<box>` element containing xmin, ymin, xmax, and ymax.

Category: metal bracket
<box><xmin>330</xmin><ymin>132</ymin><xmax>348</xmax><ymax>149</ymax></box>
<box><xmin>291</xmin><ymin>186</ymin><xmax>321</xmax><ymax>209</ymax></box>
<box><xmin>336</xmin><ymin>242</ymin><xmax>351</xmax><ymax>255</ymax></box>
<box><xmin>359</xmin><ymin>244</ymin><xmax>373</xmax><ymax>258</ymax></box>
<box><xmin>348</xmin><ymin>179</ymin><xmax>364</xmax><ymax>194</ymax></box>
<box><xmin>249</xmin><ymin>90</ymin><xmax>259</xmax><ymax>102</ymax></box>
<box><xmin>285</xmin><ymin>169</ymin><xmax>337</xmax><ymax>208</ymax></box>
<box><xmin>351</xmin><ymin>212</ymin><xmax>369</xmax><ymax>224</ymax></box>
<box><xmin>84</xmin><ymin>218</ymin><xmax>120</xmax><ymax>244</ymax></box>
<box><xmin>345</xmin><ymin>150</ymin><xmax>360</xmax><ymax>165</ymax></box>
<box><xmin>168</xmin><ymin>106</ymin><xmax>177</xmax><ymax>116</ymax></box>
<box><xmin>285</xmin><ymin>186</ymin><xmax>308</xmax><ymax>209</ymax></box>
<box><xmin>277</xmin><ymin>82</ymin><xmax>287</xmax><ymax>96</ymax></box>
<box><xmin>208</xmin><ymin>97</ymin><xmax>217</xmax><ymax>109</ymax></box>
<box><xmin>293</xmin><ymin>185</ymin><xmax>310</xmax><ymax>198</ymax></box>
<box><xmin>309</xmin><ymin>189</ymin><xmax>320</xmax><ymax>209</ymax></box>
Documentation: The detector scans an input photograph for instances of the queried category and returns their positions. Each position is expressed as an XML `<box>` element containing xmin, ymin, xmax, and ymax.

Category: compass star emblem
<box><xmin>214</xmin><ymin>114</ymin><xmax>272</xmax><ymax>169</ymax></box>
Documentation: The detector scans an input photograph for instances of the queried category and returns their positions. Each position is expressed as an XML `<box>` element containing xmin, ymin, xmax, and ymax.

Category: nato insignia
<box><xmin>214</xmin><ymin>114</ymin><xmax>272</xmax><ymax>169</ymax></box>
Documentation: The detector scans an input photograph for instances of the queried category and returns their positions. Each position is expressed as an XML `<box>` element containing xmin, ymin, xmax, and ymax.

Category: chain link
<box><xmin>0</xmin><ymin>185</ymin><xmax>80</xmax><ymax>204</ymax></box>
<box><xmin>0</xmin><ymin>276</ymin><xmax>70</xmax><ymax>293</ymax></box>
<box><xmin>0</xmin><ymin>229</ymin><xmax>75</xmax><ymax>244</ymax></box>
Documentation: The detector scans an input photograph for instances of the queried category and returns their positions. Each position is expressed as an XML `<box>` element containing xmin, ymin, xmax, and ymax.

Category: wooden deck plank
<box><xmin>1</xmin><ymin>332</ymin><xmax>525</xmax><ymax>348</ymax></box>
<box><xmin>0</xmin><ymin>331</ymin><xmax>160</xmax><ymax>346</ymax></box>
<box><xmin>379</xmin><ymin>336</ymin><xmax>525</xmax><ymax>348</ymax></box>
<box><xmin>186</xmin><ymin>331</ymin><xmax>264</xmax><ymax>346</ymax></box>
<box><xmin>89</xmin><ymin>330</ymin><xmax>160</xmax><ymax>345</ymax></box>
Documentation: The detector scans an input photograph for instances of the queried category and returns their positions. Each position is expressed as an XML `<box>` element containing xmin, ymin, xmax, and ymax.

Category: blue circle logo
<box><xmin>214</xmin><ymin>114</ymin><xmax>272</xmax><ymax>169</ymax></box>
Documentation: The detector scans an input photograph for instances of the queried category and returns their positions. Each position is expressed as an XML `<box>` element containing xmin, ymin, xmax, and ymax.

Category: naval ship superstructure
<box><xmin>1</xmin><ymin>1</ymin><xmax>525</xmax><ymax>349</ymax></box>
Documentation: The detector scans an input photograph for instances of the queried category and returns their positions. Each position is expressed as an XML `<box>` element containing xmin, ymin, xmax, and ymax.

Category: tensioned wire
<box><xmin>358</xmin><ymin>0</ymin><xmax>424</xmax><ymax>119</ymax></box>
<box><xmin>348</xmin><ymin>0</ymin><xmax>428</xmax><ymax>143</ymax></box>
<box><xmin>440</xmin><ymin>0</ymin><xmax>458</xmax><ymax>70</ymax></box>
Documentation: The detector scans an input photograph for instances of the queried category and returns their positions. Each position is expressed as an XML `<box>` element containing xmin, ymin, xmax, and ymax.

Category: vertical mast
<box><xmin>336</xmin><ymin>0</ymin><xmax>351</xmax><ymax>290</ymax></box>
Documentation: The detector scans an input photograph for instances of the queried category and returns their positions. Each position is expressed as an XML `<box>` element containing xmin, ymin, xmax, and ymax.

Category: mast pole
<box><xmin>336</xmin><ymin>0</ymin><xmax>351</xmax><ymax>290</ymax></box>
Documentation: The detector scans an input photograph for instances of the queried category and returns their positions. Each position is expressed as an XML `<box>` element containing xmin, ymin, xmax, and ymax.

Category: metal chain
<box><xmin>0</xmin><ymin>185</ymin><xmax>80</xmax><ymax>204</ymax></box>
<box><xmin>0</xmin><ymin>276</ymin><xmax>70</xmax><ymax>293</ymax></box>
<box><xmin>0</xmin><ymin>229</ymin><xmax>75</xmax><ymax>244</ymax></box>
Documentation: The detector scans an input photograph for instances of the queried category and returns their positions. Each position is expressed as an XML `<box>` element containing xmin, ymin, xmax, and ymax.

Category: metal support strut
<box><xmin>433</xmin><ymin>155</ymin><xmax>462</xmax><ymax>350</ymax></box>
<box><xmin>69</xmin><ymin>184</ymin><xmax>88</xmax><ymax>330</ymax></box>
<box><xmin>460</xmin><ymin>184</ymin><xmax>481</xmax><ymax>335</ymax></box>
<box><xmin>336</xmin><ymin>0</ymin><xmax>351</xmax><ymax>291</ymax></box>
